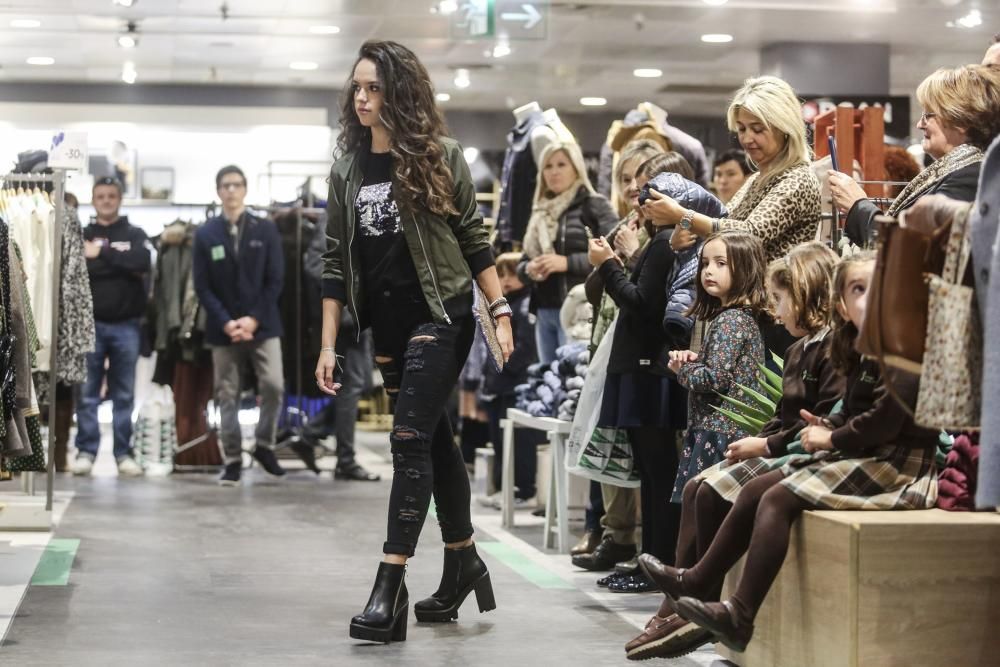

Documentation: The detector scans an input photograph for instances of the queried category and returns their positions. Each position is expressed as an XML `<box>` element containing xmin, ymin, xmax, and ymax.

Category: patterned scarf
<box><xmin>522</xmin><ymin>183</ymin><xmax>584</xmax><ymax>258</ymax></box>
<box><xmin>887</xmin><ymin>143</ymin><xmax>984</xmax><ymax>216</ymax></box>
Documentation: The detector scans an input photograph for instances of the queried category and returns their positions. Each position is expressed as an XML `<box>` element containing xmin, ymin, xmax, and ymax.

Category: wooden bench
<box><xmin>719</xmin><ymin>509</ymin><xmax>1000</xmax><ymax>667</ymax></box>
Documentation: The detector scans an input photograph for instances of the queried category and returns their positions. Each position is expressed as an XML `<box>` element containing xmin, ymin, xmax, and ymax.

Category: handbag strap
<box><xmin>942</xmin><ymin>206</ymin><xmax>973</xmax><ymax>285</ymax></box>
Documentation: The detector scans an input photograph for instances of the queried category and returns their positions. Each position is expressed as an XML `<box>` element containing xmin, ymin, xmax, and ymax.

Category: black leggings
<box><xmin>374</xmin><ymin>316</ymin><xmax>475</xmax><ymax>557</ymax></box>
<box><xmin>631</xmin><ymin>426</ymin><xmax>681</xmax><ymax>564</ymax></box>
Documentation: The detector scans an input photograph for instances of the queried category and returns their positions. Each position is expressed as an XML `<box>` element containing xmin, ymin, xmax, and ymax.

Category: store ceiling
<box><xmin>0</xmin><ymin>0</ymin><xmax>992</xmax><ymax>116</ymax></box>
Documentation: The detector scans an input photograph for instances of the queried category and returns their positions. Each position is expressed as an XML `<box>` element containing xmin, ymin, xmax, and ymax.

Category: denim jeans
<box><xmin>75</xmin><ymin>318</ymin><xmax>142</xmax><ymax>461</ymax></box>
<box><xmin>374</xmin><ymin>315</ymin><xmax>475</xmax><ymax>557</ymax></box>
<box><xmin>534</xmin><ymin>306</ymin><xmax>566</xmax><ymax>365</ymax></box>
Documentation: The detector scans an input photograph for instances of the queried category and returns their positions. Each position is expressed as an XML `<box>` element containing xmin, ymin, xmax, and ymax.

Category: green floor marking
<box><xmin>31</xmin><ymin>539</ymin><xmax>80</xmax><ymax>586</ymax></box>
<box><xmin>477</xmin><ymin>542</ymin><xmax>573</xmax><ymax>590</ymax></box>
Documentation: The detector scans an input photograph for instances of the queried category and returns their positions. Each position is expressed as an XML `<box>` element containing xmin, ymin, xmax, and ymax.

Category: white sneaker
<box><xmin>71</xmin><ymin>456</ymin><xmax>94</xmax><ymax>476</ymax></box>
<box><xmin>488</xmin><ymin>495</ymin><xmax>536</xmax><ymax>511</ymax></box>
<box><xmin>117</xmin><ymin>457</ymin><xmax>144</xmax><ymax>477</ymax></box>
<box><xmin>477</xmin><ymin>492</ymin><xmax>501</xmax><ymax>509</ymax></box>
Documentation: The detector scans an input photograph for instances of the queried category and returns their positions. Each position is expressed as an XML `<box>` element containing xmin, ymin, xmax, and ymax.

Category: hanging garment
<box><xmin>152</xmin><ymin>220</ymin><xmax>207</xmax><ymax>365</ymax></box>
<box><xmin>2</xmin><ymin>236</ymin><xmax>41</xmax><ymax>465</ymax></box>
<box><xmin>496</xmin><ymin>110</ymin><xmax>547</xmax><ymax>249</ymax></box>
<box><xmin>275</xmin><ymin>210</ymin><xmax>325</xmax><ymax>398</ymax></box>
<box><xmin>34</xmin><ymin>206</ymin><xmax>95</xmax><ymax>402</ymax></box>
<box><xmin>171</xmin><ymin>359</ymin><xmax>222</xmax><ymax>467</ymax></box>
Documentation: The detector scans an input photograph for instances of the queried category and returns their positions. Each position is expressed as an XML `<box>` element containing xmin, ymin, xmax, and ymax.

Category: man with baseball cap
<box><xmin>73</xmin><ymin>176</ymin><xmax>150</xmax><ymax>476</ymax></box>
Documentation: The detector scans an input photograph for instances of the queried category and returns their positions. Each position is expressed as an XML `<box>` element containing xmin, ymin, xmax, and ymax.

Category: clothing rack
<box><xmin>1</xmin><ymin>169</ymin><xmax>66</xmax><ymax>528</ymax></box>
<box><xmin>257</xmin><ymin>204</ymin><xmax>334</xmax><ymax>459</ymax></box>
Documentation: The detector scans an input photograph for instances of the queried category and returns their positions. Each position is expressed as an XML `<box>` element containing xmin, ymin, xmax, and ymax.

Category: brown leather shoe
<box><xmin>624</xmin><ymin>612</ymin><xmax>713</xmax><ymax>661</ymax></box>
<box><xmin>675</xmin><ymin>597</ymin><xmax>754</xmax><ymax>653</ymax></box>
<box><xmin>570</xmin><ymin>529</ymin><xmax>603</xmax><ymax>556</ymax></box>
<box><xmin>637</xmin><ymin>553</ymin><xmax>687</xmax><ymax>603</ymax></box>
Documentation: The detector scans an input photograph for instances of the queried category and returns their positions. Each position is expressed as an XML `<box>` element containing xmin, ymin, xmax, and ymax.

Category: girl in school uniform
<box><xmin>625</xmin><ymin>241</ymin><xmax>842</xmax><ymax>661</ymax></box>
<box><xmin>640</xmin><ymin>252</ymin><xmax>939</xmax><ymax>653</ymax></box>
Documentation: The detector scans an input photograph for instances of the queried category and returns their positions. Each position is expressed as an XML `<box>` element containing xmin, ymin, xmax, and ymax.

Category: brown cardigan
<box><xmin>827</xmin><ymin>359</ymin><xmax>939</xmax><ymax>454</ymax></box>
<box><xmin>759</xmin><ymin>330</ymin><xmax>845</xmax><ymax>456</ymax></box>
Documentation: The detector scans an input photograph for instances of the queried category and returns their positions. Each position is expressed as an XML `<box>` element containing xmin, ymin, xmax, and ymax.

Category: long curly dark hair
<box><xmin>337</xmin><ymin>40</ymin><xmax>457</xmax><ymax>217</ymax></box>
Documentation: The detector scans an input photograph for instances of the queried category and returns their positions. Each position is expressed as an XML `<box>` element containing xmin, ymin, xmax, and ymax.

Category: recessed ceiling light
<box><xmin>118</xmin><ymin>35</ymin><xmax>137</xmax><ymax>48</ymax></box>
<box><xmin>122</xmin><ymin>61</ymin><xmax>137</xmax><ymax>84</ymax></box>
<box><xmin>309</xmin><ymin>25</ymin><xmax>341</xmax><ymax>35</ymax></box>
<box><xmin>436</xmin><ymin>92</ymin><xmax>451</xmax><ymax>102</ymax></box>
<box><xmin>113</xmin><ymin>0</ymin><xmax>136</xmax><ymax>6</ymax></box>
<box><xmin>703</xmin><ymin>0</ymin><xmax>728</xmax><ymax>5</ymax></box>
<box><xmin>26</xmin><ymin>56</ymin><xmax>55</xmax><ymax>66</ymax></box>
<box><xmin>492</xmin><ymin>43</ymin><xmax>511</xmax><ymax>58</ymax></box>
<box><xmin>633</xmin><ymin>68</ymin><xmax>663</xmax><ymax>78</ymax></box>
<box><xmin>580</xmin><ymin>97</ymin><xmax>607</xmax><ymax>106</ymax></box>
<box><xmin>701</xmin><ymin>33</ymin><xmax>734</xmax><ymax>43</ymax></box>
<box><xmin>954</xmin><ymin>9</ymin><xmax>982</xmax><ymax>28</ymax></box>
<box><xmin>10</xmin><ymin>19</ymin><xmax>41</xmax><ymax>28</ymax></box>
<box><xmin>289</xmin><ymin>61</ymin><xmax>319</xmax><ymax>71</ymax></box>
<box><xmin>454</xmin><ymin>68</ymin><xmax>471</xmax><ymax>88</ymax></box>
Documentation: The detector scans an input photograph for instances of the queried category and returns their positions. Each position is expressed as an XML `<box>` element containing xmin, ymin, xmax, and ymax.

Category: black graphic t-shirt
<box><xmin>356</xmin><ymin>151</ymin><xmax>429</xmax><ymax>334</ymax></box>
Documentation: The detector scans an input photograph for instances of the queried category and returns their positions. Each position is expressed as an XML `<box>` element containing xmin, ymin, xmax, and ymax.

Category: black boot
<box><xmin>290</xmin><ymin>439</ymin><xmax>321</xmax><ymax>474</ymax></box>
<box><xmin>349</xmin><ymin>562</ymin><xmax>409</xmax><ymax>643</ymax></box>
<box><xmin>414</xmin><ymin>544</ymin><xmax>496</xmax><ymax>622</ymax></box>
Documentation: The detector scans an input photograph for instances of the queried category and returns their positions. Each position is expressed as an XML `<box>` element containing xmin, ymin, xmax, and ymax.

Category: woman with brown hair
<box><xmin>316</xmin><ymin>40</ymin><xmax>512</xmax><ymax>643</ymax></box>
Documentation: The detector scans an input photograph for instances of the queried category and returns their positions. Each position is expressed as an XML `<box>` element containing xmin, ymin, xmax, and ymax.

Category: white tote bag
<box><xmin>134</xmin><ymin>384</ymin><xmax>177</xmax><ymax>476</ymax></box>
<box><xmin>565</xmin><ymin>318</ymin><xmax>641</xmax><ymax>488</ymax></box>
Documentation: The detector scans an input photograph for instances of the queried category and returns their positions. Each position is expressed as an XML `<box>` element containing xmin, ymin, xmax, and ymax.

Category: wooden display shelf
<box><xmin>719</xmin><ymin>509</ymin><xmax>1000</xmax><ymax>667</ymax></box>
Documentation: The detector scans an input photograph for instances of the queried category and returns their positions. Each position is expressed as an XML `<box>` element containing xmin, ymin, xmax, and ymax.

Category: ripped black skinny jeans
<box><xmin>373</xmin><ymin>314</ymin><xmax>475</xmax><ymax>557</ymax></box>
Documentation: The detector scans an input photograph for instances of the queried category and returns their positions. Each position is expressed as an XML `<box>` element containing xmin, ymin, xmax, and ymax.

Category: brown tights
<box><xmin>680</xmin><ymin>470</ymin><xmax>812</xmax><ymax>623</ymax></box>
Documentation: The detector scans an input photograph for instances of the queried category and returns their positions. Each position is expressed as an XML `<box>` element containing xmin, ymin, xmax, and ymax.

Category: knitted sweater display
<box><xmin>515</xmin><ymin>342</ymin><xmax>590</xmax><ymax>420</ymax></box>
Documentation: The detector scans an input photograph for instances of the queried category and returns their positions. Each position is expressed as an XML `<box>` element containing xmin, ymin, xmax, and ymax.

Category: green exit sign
<box><xmin>451</xmin><ymin>0</ymin><xmax>495</xmax><ymax>40</ymax></box>
<box><xmin>451</xmin><ymin>1</ymin><xmax>548</xmax><ymax>40</ymax></box>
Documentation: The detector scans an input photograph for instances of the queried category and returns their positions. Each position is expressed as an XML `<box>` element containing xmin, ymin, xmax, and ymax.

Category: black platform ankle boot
<box><xmin>349</xmin><ymin>562</ymin><xmax>409</xmax><ymax>643</ymax></box>
<box><xmin>413</xmin><ymin>544</ymin><xmax>496</xmax><ymax>622</ymax></box>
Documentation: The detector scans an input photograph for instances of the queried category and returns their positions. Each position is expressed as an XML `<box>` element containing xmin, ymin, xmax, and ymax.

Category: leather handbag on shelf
<box><xmin>913</xmin><ymin>206</ymin><xmax>982</xmax><ymax>430</ymax></box>
<box><xmin>857</xmin><ymin>215</ymin><xmax>948</xmax><ymax>373</ymax></box>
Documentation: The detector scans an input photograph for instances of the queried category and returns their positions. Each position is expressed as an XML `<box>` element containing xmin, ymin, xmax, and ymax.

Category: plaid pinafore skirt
<box><xmin>696</xmin><ymin>445</ymin><xmax>937</xmax><ymax>510</ymax></box>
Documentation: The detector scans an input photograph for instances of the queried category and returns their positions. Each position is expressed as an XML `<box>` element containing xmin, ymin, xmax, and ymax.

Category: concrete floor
<box><xmin>0</xmin><ymin>433</ymin><xmax>732</xmax><ymax>667</ymax></box>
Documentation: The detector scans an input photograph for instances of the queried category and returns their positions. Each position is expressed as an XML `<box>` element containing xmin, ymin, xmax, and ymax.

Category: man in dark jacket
<box><xmin>73</xmin><ymin>177</ymin><xmax>150</xmax><ymax>477</ymax></box>
<box><xmin>193</xmin><ymin>165</ymin><xmax>286</xmax><ymax>485</ymax></box>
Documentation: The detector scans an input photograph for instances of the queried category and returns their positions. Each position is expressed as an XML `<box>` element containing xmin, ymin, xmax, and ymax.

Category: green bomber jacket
<box><xmin>321</xmin><ymin>136</ymin><xmax>494</xmax><ymax>329</ymax></box>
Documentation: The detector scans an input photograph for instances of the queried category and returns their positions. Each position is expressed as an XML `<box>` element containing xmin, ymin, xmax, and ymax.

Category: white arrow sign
<box><xmin>501</xmin><ymin>3</ymin><xmax>542</xmax><ymax>30</ymax></box>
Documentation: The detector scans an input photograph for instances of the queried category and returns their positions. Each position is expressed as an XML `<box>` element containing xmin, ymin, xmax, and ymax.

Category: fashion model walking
<box><xmin>316</xmin><ymin>40</ymin><xmax>514</xmax><ymax>644</ymax></box>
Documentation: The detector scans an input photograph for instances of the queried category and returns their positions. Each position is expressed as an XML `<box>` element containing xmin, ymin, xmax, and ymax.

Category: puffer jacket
<box><xmin>640</xmin><ymin>172</ymin><xmax>728</xmax><ymax>349</ymax></box>
<box><xmin>517</xmin><ymin>185</ymin><xmax>618</xmax><ymax>310</ymax></box>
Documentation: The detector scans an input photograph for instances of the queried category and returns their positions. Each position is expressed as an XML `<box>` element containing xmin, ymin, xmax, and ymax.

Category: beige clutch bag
<box><xmin>472</xmin><ymin>282</ymin><xmax>504</xmax><ymax>373</ymax></box>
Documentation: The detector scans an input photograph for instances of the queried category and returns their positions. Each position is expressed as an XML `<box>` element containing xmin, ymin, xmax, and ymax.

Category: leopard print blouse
<box><xmin>719</xmin><ymin>162</ymin><xmax>821</xmax><ymax>262</ymax></box>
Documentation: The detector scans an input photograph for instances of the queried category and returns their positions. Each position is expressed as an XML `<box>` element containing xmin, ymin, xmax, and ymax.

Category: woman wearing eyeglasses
<box><xmin>829</xmin><ymin>65</ymin><xmax>999</xmax><ymax>247</ymax></box>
